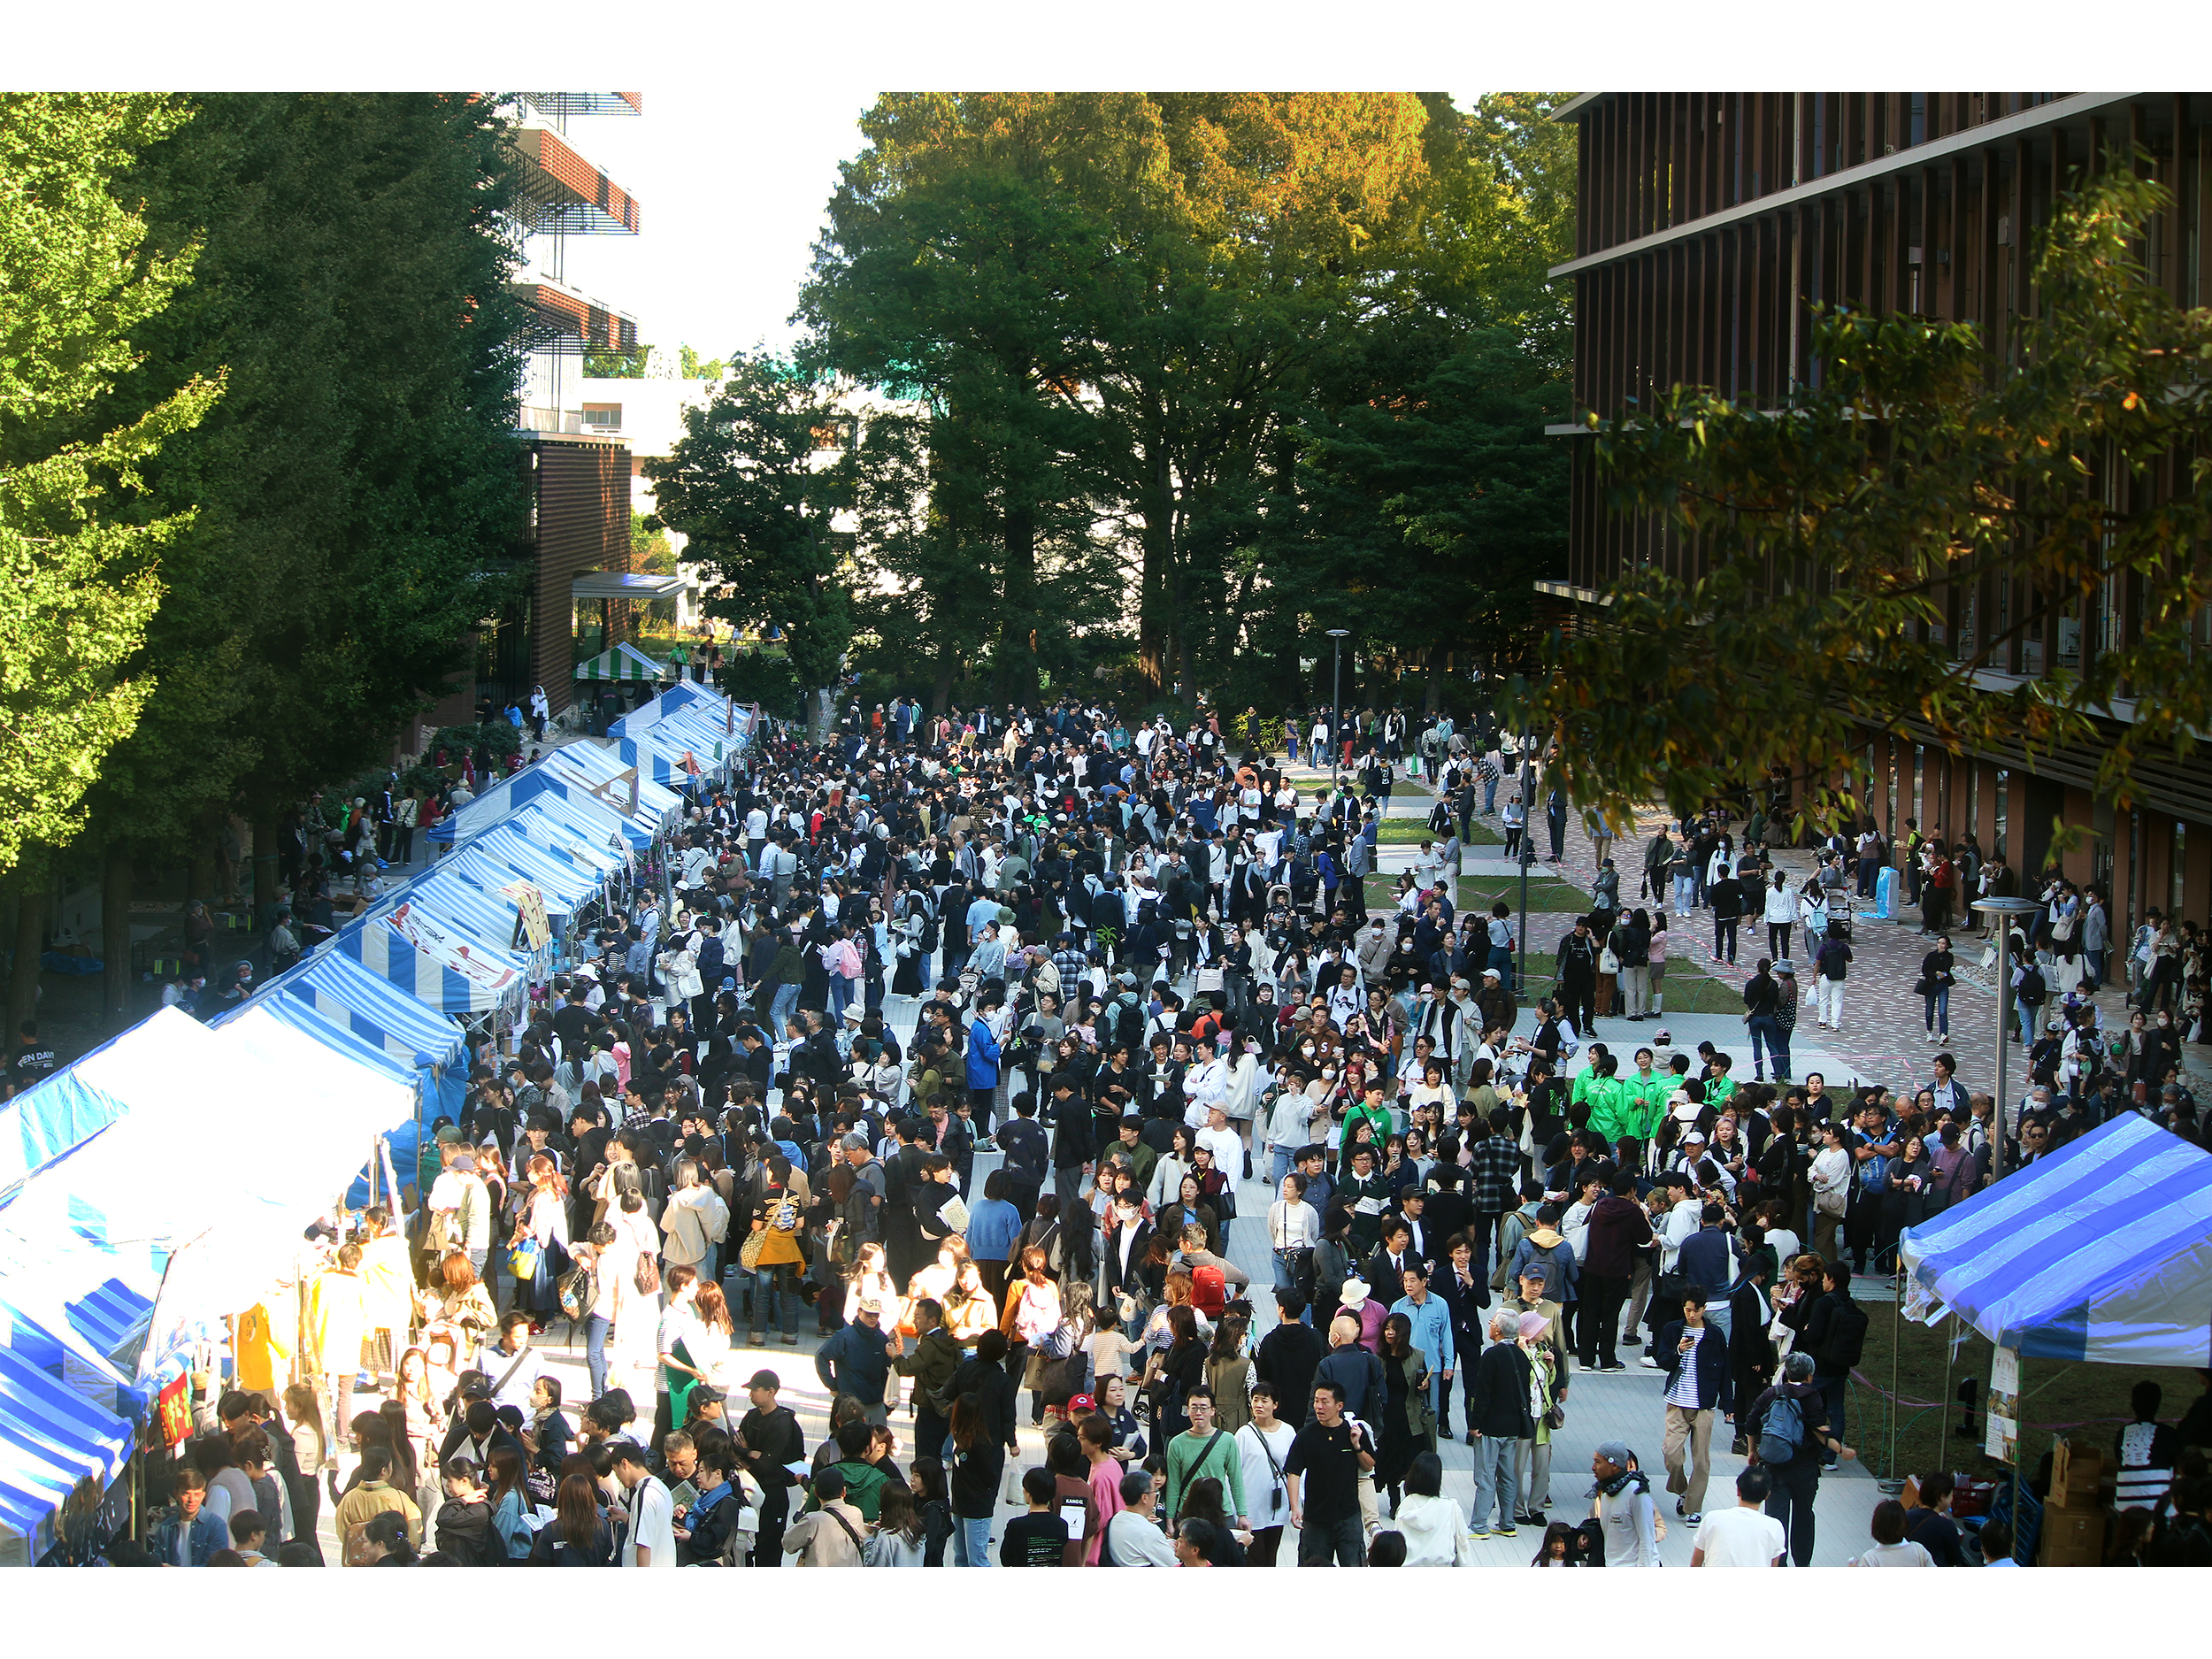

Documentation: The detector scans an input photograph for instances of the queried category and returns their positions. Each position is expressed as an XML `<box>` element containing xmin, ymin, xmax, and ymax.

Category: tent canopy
<box><xmin>271</xmin><ymin>949</ymin><xmax>465</xmax><ymax>1070</ymax></box>
<box><xmin>431</xmin><ymin>760</ymin><xmax>649</xmax><ymax>848</ymax></box>
<box><xmin>573</xmin><ymin>641</ymin><xmax>671</xmax><ymax>682</ymax></box>
<box><xmin>337</xmin><ymin>894</ymin><xmax>526</xmax><ymax>1014</ymax></box>
<box><xmin>1899</xmin><ymin>1114</ymin><xmax>2212</xmax><ymax>1366</ymax></box>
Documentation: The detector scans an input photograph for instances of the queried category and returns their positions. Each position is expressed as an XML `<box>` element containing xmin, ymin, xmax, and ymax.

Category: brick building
<box><xmin>1548</xmin><ymin>92</ymin><xmax>2212</xmax><ymax>928</ymax></box>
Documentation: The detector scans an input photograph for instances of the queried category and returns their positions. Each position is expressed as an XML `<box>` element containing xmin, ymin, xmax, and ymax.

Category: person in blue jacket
<box><xmin>966</xmin><ymin>992</ymin><xmax>1003</xmax><ymax>1126</ymax></box>
<box><xmin>1387</xmin><ymin>1263</ymin><xmax>1456</xmax><ymax>1425</ymax></box>
<box><xmin>148</xmin><ymin>1468</ymin><xmax>228</xmax><ymax>1566</ymax></box>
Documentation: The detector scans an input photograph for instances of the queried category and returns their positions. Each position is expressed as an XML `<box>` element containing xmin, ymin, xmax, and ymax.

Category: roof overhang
<box><xmin>571</xmin><ymin>572</ymin><xmax>686</xmax><ymax>600</ymax></box>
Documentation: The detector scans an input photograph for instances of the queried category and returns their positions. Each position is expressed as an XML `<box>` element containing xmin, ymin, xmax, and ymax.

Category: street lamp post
<box><xmin>1326</xmin><ymin>629</ymin><xmax>1350</xmax><ymax>789</ymax></box>
<box><xmin>1970</xmin><ymin>896</ymin><xmax>2043</xmax><ymax>1184</ymax></box>
<box><xmin>1517</xmin><ymin>726</ymin><xmax>1535</xmax><ymax>999</ymax></box>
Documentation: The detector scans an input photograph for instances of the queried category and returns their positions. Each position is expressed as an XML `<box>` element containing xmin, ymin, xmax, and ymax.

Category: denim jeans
<box><xmin>1747</xmin><ymin>1013</ymin><xmax>1789</xmax><ymax>1080</ymax></box>
<box><xmin>827</xmin><ymin>975</ymin><xmax>853</xmax><ymax>1023</ymax></box>
<box><xmin>751</xmin><ymin>1263</ymin><xmax>801</xmax><ymax>1338</ymax></box>
<box><xmin>1472</xmin><ymin>1433</ymin><xmax>1520</xmax><ymax>1528</ymax></box>
<box><xmin>768</xmin><ymin>982</ymin><xmax>801</xmax><ymax>1036</ymax></box>
<box><xmin>1483</xmin><ymin>777</ymin><xmax>1499</xmax><ymax>815</ymax></box>
<box><xmin>1673</xmin><ymin>873</ymin><xmax>1697</xmax><ymax>913</ymax></box>
<box><xmin>952</xmin><ymin>1512</ymin><xmax>995</xmax><ymax>1565</ymax></box>
<box><xmin>1269</xmin><ymin>1145</ymin><xmax>1294</xmax><ymax>1187</ymax></box>
<box><xmin>583</xmin><ymin>1313</ymin><xmax>611</xmax><ymax>1399</ymax></box>
<box><xmin>1923</xmin><ymin>987</ymin><xmax>1949</xmax><ymax>1036</ymax></box>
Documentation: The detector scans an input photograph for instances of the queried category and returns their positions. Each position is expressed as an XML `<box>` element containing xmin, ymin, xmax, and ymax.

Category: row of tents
<box><xmin>0</xmin><ymin>680</ymin><xmax>752</xmax><ymax>1561</ymax></box>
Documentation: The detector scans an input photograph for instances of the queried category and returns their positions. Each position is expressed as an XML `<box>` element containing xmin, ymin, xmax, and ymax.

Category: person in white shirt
<box><xmin>1104</xmin><ymin>1468</ymin><xmax>1180</xmax><ymax>1565</ymax></box>
<box><xmin>1194</xmin><ymin>1105</ymin><xmax>1243</xmax><ymax>1176</ymax></box>
<box><xmin>1849</xmin><ymin>1499</ymin><xmax>1938</xmax><ymax>1567</ymax></box>
<box><xmin>1690</xmin><ymin>1466</ymin><xmax>1788</xmax><ymax>1565</ymax></box>
<box><xmin>1234</xmin><ymin>1386</ymin><xmax>1302</xmax><ymax>1563</ymax></box>
<box><xmin>1183</xmin><ymin>1041</ymin><xmax>1231</xmax><ymax>1126</ymax></box>
<box><xmin>612</xmin><ymin>1440</ymin><xmax>677</xmax><ymax>1566</ymax></box>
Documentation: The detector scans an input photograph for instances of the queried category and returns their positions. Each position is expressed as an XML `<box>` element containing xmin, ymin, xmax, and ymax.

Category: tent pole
<box><xmin>1887</xmin><ymin>1258</ymin><xmax>1901</xmax><ymax>1486</ymax></box>
<box><xmin>2012</xmin><ymin>1354</ymin><xmax>2024</xmax><ymax>1561</ymax></box>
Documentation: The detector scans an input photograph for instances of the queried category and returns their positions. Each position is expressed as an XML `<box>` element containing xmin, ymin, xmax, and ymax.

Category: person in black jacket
<box><xmin>734</xmin><ymin>1371</ymin><xmax>804</xmax><ymax>1563</ymax></box>
<box><xmin>1048</xmin><ymin>1075</ymin><xmax>1092</xmax><ymax>1197</ymax></box>
<box><xmin>1467</xmin><ymin>1309</ymin><xmax>1535</xmax><ymax>1536</ymax></box>
<box><xmin>1256</xmin><ymin>1292</ymin><xmax>1325</xmax><ymax>1425</ymax></box>
<box><xmin>1797</xmin><ymin>1262</ymin><xmax>1868</xmax><ymax>1469</ymax></box>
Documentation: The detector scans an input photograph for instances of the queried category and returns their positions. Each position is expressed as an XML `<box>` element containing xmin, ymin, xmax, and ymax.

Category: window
<box><xmin>1994</xmin><ymin>770</ymin><xmax>2009</xmax><ymax>862</ymax></box>
<box><xmin>582</xmin><ymin>403</ymin><xmax>622</xmax><ymax>431</ymax></box>
<box><xmin>2173</xmin><ymin>820</ymin><xmax>2188</xmax><ymax>918</ymax></box>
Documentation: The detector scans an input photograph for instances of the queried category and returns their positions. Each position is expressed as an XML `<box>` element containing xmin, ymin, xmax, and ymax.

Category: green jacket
<box><xmin>890</xmin><ymin>1325</ymin><xmax>963</xmax><ymax>1411</ymax></box>
<box><xmin>1584</xmin><ymin>1076</ymin><xmax>1633</xmax><ymax>1145</ymax></box>
<box><xmin>1622</xmin><ymin>1070</ymin><xmax>1667</xmax><ymax>1140</ymax></box>
<box><xmin>806</xmin><ymin>1458</ymin><xmax>890</xmax><ymax>1523</ymax></box>
<box><xmin>757</xmin><ymin>943</ymin><xmax>806</xmax><ymax>999</ymax></box>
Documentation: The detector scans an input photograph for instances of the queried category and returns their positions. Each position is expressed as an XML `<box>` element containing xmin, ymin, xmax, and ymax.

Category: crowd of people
<box><xmin>100</xmin><ymin>692</ymin><xmax>2212</xmax><ymax>1570</ymax></box>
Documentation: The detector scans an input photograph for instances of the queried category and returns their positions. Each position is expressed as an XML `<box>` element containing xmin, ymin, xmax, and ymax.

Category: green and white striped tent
<box><xmin>572</xmin><ymin>643</ymin><xmax>671</xmax><ymax>683</ymax></box>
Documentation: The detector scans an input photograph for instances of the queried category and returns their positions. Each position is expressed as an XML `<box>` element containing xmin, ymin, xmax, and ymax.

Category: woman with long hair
<box><xmin>1375</xmin><ymin>1310</ymin><xmax>1433</xmax><ymax>1514</ymax></box>
<box><xmin>1174</xmin><ymin>1474</ymin><xmax>1248</xmax><ymax>1566</ymax></box>
<box><xmin>527</xmin><ymin>1471</ymin><xmax>616</xmax><ymax>1564</ymax></box>
<box><xmin>511</xmin><ymin>1153</ymin><xmax>572</xmax><ymax>1325</ymax></box>
<box><xmin>1203</xmin><ymin>1314</ymin><xmax>1253</xmax><ymax>1434</ymax></box>
<box><xmin>688</xmin><ymin>1280</ymin><xmax>736</xmax><ymax>1394</ymax></box>
<box><xmin>1146</xmin><ymin>1304</ymin><xmax>1206</xmax><ymax>1442</ymax></box>
<box><xmin>1005</xmin><ymin>1245</ymin><xmax>1064</xmax><ymax>1427</ymax></box>
<box><xmin>942</xmin><ymin>1394</ymin><xmax>1004</xmax><ymax>1567</ymax></box>
<box><xmin>485</xmin><ymin>1445</ymin><xmax>529</xmax><ymax>1560</ymax></box>
<box><xmin>941</xmin><ymin>1257</ymin><xmax>998</xmax><ymax>1345</ymax></box>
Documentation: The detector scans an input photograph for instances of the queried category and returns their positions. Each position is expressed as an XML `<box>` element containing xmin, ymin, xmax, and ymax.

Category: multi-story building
<box><xmin>1548</xmin><ymin>92</ymin><xmax>2212</xmax><ymax>926</ymax></box>
<box><xmin>439</xmin><ymin>92</ymin><xmax>675</xmax><ymax>726</ymax></box>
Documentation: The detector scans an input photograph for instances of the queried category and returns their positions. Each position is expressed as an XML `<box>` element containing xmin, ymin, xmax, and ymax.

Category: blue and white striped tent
<box><xmin>337</xmin><ymin>896</ymin><xmax>525</xmax><ymax>1015</ymax></box>
<box><xmin>506</xmin><ymin>803</ymin><xmax>628</xmax><ymax>879</ymax></box>
<box><xmin>544</xmin><ymin>743</ymin><xmax>685</xmax><ymax>831</ymax></box>
<box><xmin>271</xmin><ymin>949</ymin><xmax>466</xmax><ymax>1072</ymax></box>
<box><xmin>615</xmin><ymin>729</ymin><xmax>705</xmax><ymax>787</ymax></box>
<box><xmin>449</xmin><ymin>841</ymin><xmax>595</xmax><ymax>924</ymax></box>
<box><xmin>1899</xmin><ymin>1113</ymin><xmax>2212</xmax><ymax>1366</ymax></box>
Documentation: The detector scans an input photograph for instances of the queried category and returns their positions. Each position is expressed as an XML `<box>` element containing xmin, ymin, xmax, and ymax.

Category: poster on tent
<box><xmin>384</xmin><ymin>903</ymin><xmax>518</xmax><ymax>994</ymax></box>
<box><xmin>501</xmin><ymin>881</ymin><xmax>552</xmax><ymax>951</ymax></box>
<box><xmin>1985</xmin><ymin>1347</ymin><xmax>2020</xmax><ymax>1463</ymax></box>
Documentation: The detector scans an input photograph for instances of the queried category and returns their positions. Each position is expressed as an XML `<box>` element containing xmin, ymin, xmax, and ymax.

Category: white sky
<box><xmin>19</xmin><ymin>1</ymin><xmax>2150</xmax><ymax>368</ymax></box>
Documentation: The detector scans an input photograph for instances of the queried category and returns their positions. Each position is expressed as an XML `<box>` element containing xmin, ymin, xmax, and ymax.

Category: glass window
<box><xmin>1994</xmin><ymin>769</ymin><xmax>2009</xmax><ymax>862</ymax></box>
<box><xmin>2174</xmin><ymin>820</ymin><xmax>2188</xmax><ymax>918</ymax></box>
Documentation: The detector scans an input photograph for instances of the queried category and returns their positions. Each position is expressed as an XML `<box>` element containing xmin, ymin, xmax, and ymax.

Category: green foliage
<box><xmin>1509</xmin><ymin>164</ymin><xmax>2212</xmax><ymax>844</ymax></box>
<box><xmin>585</xmin><ymin>344</ymin><xmax>649</xmax><ymax>378</ymax></box>
<box><xmin>75</xmin><ymin>93</ymin><xmax>528</xmax><ymax>858</ymax></box>
<box><xmin>0</xmin><ymin>94</ymin><xmax>214</xmax><ymax>877</ymax></box>
<box><xmin>715</xmin><ymin>649</ymin><xmax>803</xmax><ymax>721</ymax></box>
<box><xmin>804</xmin><ymin>92</ymin><xmax>1573</xmax><ymax>714</ymax></box>
<box><xmin>644</xmin><ymin>351</ymin><xmax>855</xmax><ymax>709</ymax></box>
<box><xmin>678</xmin><ymin>343</ymin><xmax>725</xmax><ymax>382</ymax></box>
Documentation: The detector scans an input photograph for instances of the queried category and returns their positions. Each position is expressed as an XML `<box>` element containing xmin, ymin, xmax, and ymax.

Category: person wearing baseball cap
<box><xmin>1590</xmin><ymin>1440</ymin><xmax>1660</xmax><ymax>1566</ymax></box>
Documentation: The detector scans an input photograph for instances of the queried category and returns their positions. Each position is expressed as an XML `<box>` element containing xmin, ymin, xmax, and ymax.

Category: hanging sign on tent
<box><xmin>385</xmin><ymin>903</ymin><xmax>518</xmax><ymax>993</ymax></box>
<box><xmin>501</xmin><ymin>881</ymin><xmax>552</xmax><ymax>950</ymax></box>
<box><xmin>585</xmin><ymin>764</ymin><xmax>641</xmax><ymax>815</ymax></box>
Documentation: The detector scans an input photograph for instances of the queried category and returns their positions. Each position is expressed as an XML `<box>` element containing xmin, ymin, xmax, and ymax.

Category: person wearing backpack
<box><xmin>1744</xmin><ymin>1349</ymin><xmax>1852</xmax><ymax>1566</ymax></box>
<box><xmin>1798</xmin><ymin>1259</ymin><xmax>1867</xmax><ymax>1471</ymax></box>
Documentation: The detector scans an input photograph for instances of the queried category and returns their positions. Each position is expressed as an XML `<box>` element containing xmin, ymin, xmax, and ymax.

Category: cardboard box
<box><xmin>2050</xmin><ymin>1437</ymin><xmax>2107</xmax><ymax>1508</ymax></box>
<box><xmin>2040</xmin><ymin>1501</ymin><xmax>2105</xmax><ymax>1566</ymax></box>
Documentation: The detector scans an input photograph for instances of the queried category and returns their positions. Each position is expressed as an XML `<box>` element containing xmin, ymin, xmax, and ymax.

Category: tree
<box><xmin>585</xmin><ymin>343</ymin><xmax>649</xmax><ymax>378</ymax></box>
<box><xmin>1510</xmin><ymin>164</ymin><xmax>2212</xmax><ymax>841</ymax></box>
<box><xmin>678</xmin><ymin>343</ymin><xmax>725</xmax><ymax>383</ymax></box>
<box><xmin>82</xmin><ymin>92</ymin><xmax>528</xmax><ymax>862</ymax></box>
<box><xmin>645</xmin><ymin>352</ymin><xmax>856</xmax><ymax>734</ymax></box>
<box><xmin>0</xmin><ymin>94</ymin><xmax>216</xmax><ymax>879</ymax></box>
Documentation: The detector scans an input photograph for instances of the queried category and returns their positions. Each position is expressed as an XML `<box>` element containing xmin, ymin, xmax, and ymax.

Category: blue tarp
<box><xmin>1899</xmin><ymin>1113</ymin><xmax>2212</xmax><ymax>1366</ymax></box>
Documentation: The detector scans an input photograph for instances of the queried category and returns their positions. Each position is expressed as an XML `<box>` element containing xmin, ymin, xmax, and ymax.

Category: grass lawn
<box><xmin>1362</xmin><ymin>874</ymin><xmax>1592</xmax><ymax>912</ymax></box>
<box><xmin>1501</xmin><ymin>951</ymin><xmax>1751</xmax><ymax>1015</ymax></box>
<box><xmin>1844</xmin><ymin>1302</ymin><xmax>2200</xmax><ymax>1491</ymax></box>
<box><xmin>1376</xmin><ymin>817</ymin><xmax>1502</xmax><ymax>847</ymax></box>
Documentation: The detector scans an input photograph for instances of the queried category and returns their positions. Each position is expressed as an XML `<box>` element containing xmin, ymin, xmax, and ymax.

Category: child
<box><xmin>998</xmin><ymin>1466</ymin><xmax>1068</xmax><ymax>1566</ymax></box>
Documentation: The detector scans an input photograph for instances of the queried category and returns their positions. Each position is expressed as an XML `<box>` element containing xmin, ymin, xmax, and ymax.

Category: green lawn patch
<box><xmin>1376</xmin><ymin>817</ymin><xmax>1502</xmax><ymax>847</ymax></box>
<box><xmin>1847</xmin><ymin>1300</ymin><xmax>2198</xmax><ymax>1492</ymax></box>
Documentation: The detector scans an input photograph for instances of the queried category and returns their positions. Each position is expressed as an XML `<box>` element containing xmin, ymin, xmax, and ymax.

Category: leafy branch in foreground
<box><xmin>1506</xmin><ymin>163</ymin><xmax>2212</xmax><ymax>846</ymax></box>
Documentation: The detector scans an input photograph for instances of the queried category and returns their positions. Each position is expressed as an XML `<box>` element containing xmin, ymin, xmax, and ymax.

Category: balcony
<box><xmin>508</xmin><ymin>124</ymin><xmax>643</xmax><ymax>235</ymax></box>
<box><xmin>511</xmin><ymin>278</ymin><xmax>638</xmax><ymax>355</ymax></box>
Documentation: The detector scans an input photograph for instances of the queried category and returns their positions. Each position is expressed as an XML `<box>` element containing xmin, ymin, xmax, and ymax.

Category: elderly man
<box><xmin>1466</xmin><ymin>1307</ymin><xmax>1535</xmax><ymax>1539</ymax></box>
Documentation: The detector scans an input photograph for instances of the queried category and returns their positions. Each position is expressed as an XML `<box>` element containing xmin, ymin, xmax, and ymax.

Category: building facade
<box><xmin>1551</xmin><ymin>91</ymin><xmax>2212</xmax><ymax>927</ymax></box>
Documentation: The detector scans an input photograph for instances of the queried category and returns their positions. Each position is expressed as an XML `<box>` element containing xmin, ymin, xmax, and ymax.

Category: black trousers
<box><xmin>1763</xmin><ymin>1458</ymin><xmax>1821</xmax><ymax>1566</ymax></box>
<box><xmin>1579</xmin><ymin>1271</ymin><xmax>1630</xmax><ymax>1368</ymax></box>
<box><xmin>1713</xmin><ymin>916</ymin><xmax>1739</xmax><ymax>964</ymax></box>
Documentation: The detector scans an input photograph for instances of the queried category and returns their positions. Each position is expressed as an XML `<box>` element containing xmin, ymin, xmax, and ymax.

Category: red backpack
<box><xmin>1191</xmin><ymin>1263</ymin><xmax>1228</xmax><ymax>1317</ymax></box>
